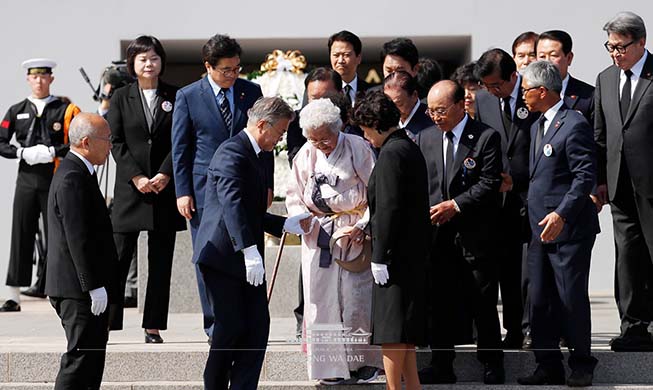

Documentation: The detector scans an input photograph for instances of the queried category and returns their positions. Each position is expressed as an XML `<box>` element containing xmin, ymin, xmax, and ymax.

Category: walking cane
<box><xmin>267</xmin><ymin>232</ymin><xmax>288</xmax><ymax>303</ymax></box>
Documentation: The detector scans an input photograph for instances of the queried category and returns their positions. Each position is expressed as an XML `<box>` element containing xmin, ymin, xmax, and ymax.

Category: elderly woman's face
<box><xmin>134</xmin><ymin>49</ymin><xmax>162</xmax><ymax>82</ymax></box>
<box><xmin>306</xmin><ymin>124</ymin><xmax>338</xmax><ymax>155</ymax></box>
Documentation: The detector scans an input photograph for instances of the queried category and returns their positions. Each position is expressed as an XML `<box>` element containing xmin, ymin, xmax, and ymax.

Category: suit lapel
<box><xmin>625</xmin><ymin>51</ymin><xmax>653</xmax><ymax>125</ymax></box>
<box><xmin>238</xmin><ymin>131</ymin><xmax>266</xmax><ymax>206</ymax></box>
<box><xmin>531</xmin><ymin>108</ymin><xmax>567</xmax><ymax>174</ymax></box>
<box><xmin>508</xmin><ymin>92</ymin><xmax>528</xmax><ymax>149</ymax></box>
<box><xmin>564</xmin><ymin>77</ymin><xmax>579</xmax><ymax>110</ymax></box>
<box><xmin>232</xmin><ymin>80</ymin><xmax>247</xmax><ymax>135</ymax></box>
<box><xmin>127</xmin><ymin>83</ymin><xmax>150</xmax><ymax>135</ymax></box>
<box><xmin>447</xmin><ymin>119</ymin><xmax>473</xmax><ymax>190</ymax></box>
<box><xmin>200</xmin><ymin>77</ymin><xmax>225</xmax><ymax>128</ymax></box>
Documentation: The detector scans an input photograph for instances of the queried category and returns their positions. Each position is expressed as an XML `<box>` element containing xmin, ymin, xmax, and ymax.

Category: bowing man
<box><xmin>517</xmin><ymin>61</ymin><xmax>598</xmax><ymax>387</ymax></box>
<box><xmin>193</xmin><ymin>97</ymin><xmax>308</xmax><ymax>390</ymax></box>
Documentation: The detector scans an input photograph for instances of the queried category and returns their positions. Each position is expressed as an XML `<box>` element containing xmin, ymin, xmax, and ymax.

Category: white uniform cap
<box><xmin>22</xmin><ymin>58</ymin><xmax>57</xmax><ymax>74</ymax></box>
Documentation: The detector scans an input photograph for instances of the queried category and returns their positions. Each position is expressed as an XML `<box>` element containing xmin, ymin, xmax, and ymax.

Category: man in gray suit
<box><xmin>595</xmin><ymin>11</ymin><xmax>653</xmax><ymax>351</ymax></box>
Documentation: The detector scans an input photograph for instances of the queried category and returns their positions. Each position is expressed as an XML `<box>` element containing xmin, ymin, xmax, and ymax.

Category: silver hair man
<box><xmin>522</xmin><ymin>61</ymin><xmax>562</xmax><ymax>93</ymax></box>
<box><xmin>299</xmin><ymin>98</ymin><xmax>343</xmax><ymax>137</ymax></box>
<box><xmin>603</xmin><ymin>11</ymin><xmax>647</xmax><ymax>40</ymax></box>
<box><xmin>246</xmin><ymin>97</ymin><xmax>295</xmax><ymax>127</ymax></box>
<box><xmin>68</xmin><ymin>113</ymin><xmax>109</xmax><ymax>147</ymax></box>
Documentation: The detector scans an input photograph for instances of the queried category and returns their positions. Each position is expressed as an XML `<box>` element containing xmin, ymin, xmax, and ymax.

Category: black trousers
<box><xmin>200</xmin><ymin>264</ymin><xmax>269</xmax><ymax>390</ymax></box>
<box><xmin>429</xmin><ymin>228</ymin><xmax>503</xmax><ymax>366</ymax></box>
<box><xmin>6</xmin><ymin>184</ymin><xmax>48</xmax><ymax>287</ymax></box>
<box><xmin>110</xmin><ymin>230</ymin><xmax>176</xmax><ymax>330</ymax></box>
<box><xmin>528</xmin><ymin>236</ymin><xmax>596</xmax><ymax>371</ymax></box>
<box><xmin>50</xmin><ymin>297</ymin><xmax>109</xmax><ymax>390</ymax></box>
<box><xmin>611</xmin><ymin>161</ymin><xmax>653</xmax><ymax>334</ymax></box>
<box><xmin>190</xmin><ymin>208</ymin><xmax>215</xmax><ymax>336</ymax></box>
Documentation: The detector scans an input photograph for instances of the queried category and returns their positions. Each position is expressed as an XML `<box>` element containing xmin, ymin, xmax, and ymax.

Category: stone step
<box><xmin>1</xmin><ymin>348</ymin><xmax>651</xmax><ymax>384</ymax></box>
<box><xmin>1</xmin><ymin>382</ymin><xmax>653</xmax><ymax>390</ymax></box>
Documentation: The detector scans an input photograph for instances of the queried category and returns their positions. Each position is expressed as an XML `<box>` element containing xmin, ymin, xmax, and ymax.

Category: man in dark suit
<box><xmin>45</xmin><ymin>113</ymin><xmax>118</xmax><ymax>390</ymax></box>
<box><xmin>193</xmin><ymin>97</ymin><xmax>306</xmax><ymax>390</ymax></box>
<box><xmin>383</xmin><ymin>70</ymin><xmax>431</xmax><ymax>143</ymax></box>
<box><xmin>475</xmin><ymin>48</ymin><xmax>539</xmax><ymax>349</ymax></box>
<box><xmin>418</xmin><ymin>80</ymin><xmax>504</xmax><ymax>384</ymax></box>
<box><xmin>517</xmin><ymin>60</ymin><xmax>598</xmax><ymax>387</ymax></box>
<box><xmin>536</xmin><ymin>30</ymin><xmax>595</xmax><ymax>123</ymax></box>
<box><xmin>329</xmin><ymin>30</ymin><xmax>370</xmax><ymax>106</ymax></box>
<box><xmin>595</xmin><ymin>12</ymin><xmax>653</xmax><ymax>351</ymax></box>
<box><xmin>171</xmin><ymin>34</ymin><xmax>263</xmax><ymax>338</ymax></box>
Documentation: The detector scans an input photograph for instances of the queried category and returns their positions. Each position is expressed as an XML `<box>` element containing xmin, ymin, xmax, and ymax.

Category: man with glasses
<box><xmin>517</xmin><ymin>60</ymin><xmax>598</xmax><ymax>387</ymax></box>
<box><xmin>417</xmin><ymin>80</ymin><xmax>504</xmax><ymax>384</ymax></box>
<box><xmin>595</xmin><ymin>12</ymin><xmax>653</xmax><ymax>352</ymax></box>
<box><xmin>474</xmin><ymin>48</ymin><xmax>538</xmax><ymax>350</ymax></box>
<box><xmin>171</xmin><ymin>34</ymin><xmax>264</xmax><ymax>342</ymax></box>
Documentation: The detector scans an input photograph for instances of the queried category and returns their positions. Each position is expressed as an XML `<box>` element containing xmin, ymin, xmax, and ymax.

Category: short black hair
<box><xmin>380</xmin><ymin>38</ymin><xmax>419</xmax><ymax>68</ymax></box>
<box><xmin>126</xmin><ymin>35</ymin><xmax>167</xmax><ymax>77</ymax></box>
<box><xmin>202</xmin><ymin>34</ymin><xmax>242</xmax><ymax>67</ymax></box>
<box><xmin>475</xmin><ymin>48</ymin><xmax>516</xmax><ymax>81</ymax></box>
<box><xmin>511</xmin><ymin>31</ymin><xmax>539</xmax><ymax>55</ymax></box>
<box><xmin>416</xmin><ymin>57</ymin><xmax>443</xmax><ymax>99</ymax></box>
<box><xmin>537</xmin><ymin>30</ymin><xmax>573</xmax><ymax>55</ymax></box>
<box><xmin>304</xmin><ymin>67</ymin><xmax>343</xmax><ymax>90</ymax></box>
<box><xmin>352</xmin><ymin>90</ymin><xmax>400</xmax><ymax>133</ymax></box>
<box><xmin>451</xmin><ymin>62</ymin><xmax>479</xmax><ymax>86</ymax></box>
<box><xmin>383</xmin><ymin>70</ymin><xmax>418</xmax><ymax>95</ymax></box>
<box><xmin>450</xmin><ymin>81</ymin><xmax>466</xmax><ymax>103</ymax></box>
<box><xmin>328</xmin><ymin>30</ymin><xmax>362</xmax><ymax>56</ymax></box>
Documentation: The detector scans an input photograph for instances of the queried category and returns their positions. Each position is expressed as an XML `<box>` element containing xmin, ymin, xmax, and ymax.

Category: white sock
<box><xmin>7</xmin><ymin>287</ymin><xmax>20</xmax><ymax>303</ymax></box>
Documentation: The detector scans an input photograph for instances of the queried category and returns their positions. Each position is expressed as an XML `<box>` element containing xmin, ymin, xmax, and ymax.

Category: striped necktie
<box><xmin>217</xmin><ymin>88</ymin><xmax>233</xmax><ymax>132</ymax></box>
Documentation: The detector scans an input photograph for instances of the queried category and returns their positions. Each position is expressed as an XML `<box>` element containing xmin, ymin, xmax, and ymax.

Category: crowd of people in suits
<box><xmin>1</xmin><ymin>9</ymin><xmax>653</xmax><ymax>390</ymax></box>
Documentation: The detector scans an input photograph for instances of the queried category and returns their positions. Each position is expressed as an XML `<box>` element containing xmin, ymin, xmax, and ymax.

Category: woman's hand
<box><xmin>349</xmin><ymin>226</ymin><xmax>365</xmax><ymax>243</ymax></box>
<box><xmin>132</xmin><ymin>175</ymin><xmax>156</xmax><ymax>194</ymax></box>
<box><xmin>150</xmin><ymin>173</ymin><xmax>170</xmax><ymax>193</ymax></box>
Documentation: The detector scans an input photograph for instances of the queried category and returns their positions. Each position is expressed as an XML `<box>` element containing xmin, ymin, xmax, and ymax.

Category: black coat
<box><xmin>418</xmin><ymin>118</ymin><xmax>502</xmax><ymax>259</ymax></box>
<box><xmin>107</xmin><ymin>81</ymin><xmax>186</xmax><ymax>232</ymax></box>
<box><xmin>45</xmin><ymin>153</ymin><xmax>119</xmax><ymax>301</ymax></box>
<box><xmin>565</xmin><ymin>75</ymin><xmax>595</xmax><ymax>125</ymax></box>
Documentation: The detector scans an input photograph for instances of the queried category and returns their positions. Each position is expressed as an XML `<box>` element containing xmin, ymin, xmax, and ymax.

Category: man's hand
<box><xmin>538</xmin><ymin>211</ymin><xmax>565</xmax><ymax>242</ymax></box>
<box><xmin>149</xmin><ymin>173</ymin><xmax>170</xmax><ymax>194</ymax></box>
<box><xmin>596</xmin><ymin>184</ymin><xmax>609</xmax><ymax>206</ymax></box>
<box><xmin>590</xmin><ymin>194</ymin><xmax>603</xmax><ymax>213</ymax></box>
<box><xmin>243</xmin><ymin>246</ymin><xmax>265</xmax><ymax>286</ymax></box>
<box><xmin>176</xmin><ymin>195</ymin><xmax>195</xmax><ymax>220</ymax></box>
<box><xmin>19</xmin><ymin>145</ymin><xmax>52</xmax><ymax>165</ymax></box>
<box><xmin>430</xmin><ymin>200</ymin><xmax>458</xmax><ymax>225</ymax></box>
<box><xmin>132</xmin><ymin>175</ymin><xmax>156</xmax><ymax>194</ymax></box>
<box><xmin>88</xmin><ymin>287</ymin><xmax>108</xmax><ymax>316</ymax></box>
<box><xmin>499</xmin><ymin>172</ymin><xmax>513</xmax><ymax>193</ymax></box>
<box><xmin>371</xmin><ymin>263</ymin><xmax>389</xmax><ymax>285</ymax></box>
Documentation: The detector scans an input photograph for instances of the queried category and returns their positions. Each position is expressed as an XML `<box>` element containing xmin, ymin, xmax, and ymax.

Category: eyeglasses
<box><xmin>426</xmin><ymin>102</ymin><xmax>457</xmax><ymax>118</ymax></box>
<box><xmin>604</xmin><ymin>40</ymin><xmax>635</xmax><ymax>54</ymax></box>
<box><xmin>522</xmin><ymin>86</ymin><xmax>543</xmax><ymax>95</ymax></box>
<box><xmin>215</xmin><ymin>66</ymin><xmax>242</xmax><ymax>76</ymax></box>
<box><xmin>307</xmin><ymin>137</ymin><xmax>335</xmax><ymax>147</ymax></box>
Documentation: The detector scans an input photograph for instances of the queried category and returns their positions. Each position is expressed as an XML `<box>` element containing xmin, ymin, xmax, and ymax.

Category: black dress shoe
<box><xmin>517</xmin><ymin>364</ymin><xmax>565</xmax><ymax>385</ymax></box>
<box><xmin>484</xmin><ymin>362</ymin><xmax>505</xmax><ymax>384</ymax></box>
<box><xmin>144</xmin><ymin>331</ymin><xmax>163</xmax><ymax>344</ymax></box>
<box><xmin>502</xmin><ymin>332</ymin><xmax>524</xmax><ymax>349</ymax></box>
<box><xmin>418</xmin><ymin>365</ymin><xmax>456</xmax><ymax>384</ymax></box>
<box><xmin>0</xmin><ymin>300</ymin><xmax>21</xmax><ymax>312</ymax></box>
<box><xmin>610</xmin><ymin>333</ymin><xmax>653</xmax><ymax>351</ymax></box>
<box><xmin>567</xmin><ymin>370</ymin><xmax>593</xmax><ymax>387</ymax></box>
<box><xmin>522</xmin><ymin>334</ymin><xmax>533</xmax><ymax>350</ymax></box>
<box><xmin>21</xmin><ymin>286</ymin><xmax>46</xmax><ymax>299</ymax></box>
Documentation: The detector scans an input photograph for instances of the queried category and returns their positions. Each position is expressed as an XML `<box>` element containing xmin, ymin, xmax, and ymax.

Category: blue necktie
<box><xmin>217</xmin><ymin>88</ymin><xmax>232</xmax><ymax>133</ymax></box>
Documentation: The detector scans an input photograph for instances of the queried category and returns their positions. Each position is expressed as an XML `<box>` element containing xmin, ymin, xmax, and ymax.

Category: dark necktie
<box><xmin>501</xmin><ymin>96</ymin><xmax>512</xmax><ymax>136</ymax></box>
<box><xmin>443</xmin><ymin>131</ymin><xmax>455</xmax><ymax>199</ymax></box>
<box><xmin>343</xmin><ymin>84</ymin><xmax>353</xmax><ymax>107</ymax></box>
<box><xmin>218</xmin><ymin>88</ymin><xmax>233</xmax><ymax>133</ymax></box>
<box><xmin>621</xmin><ymin>69</ymin><xmax>633</xmax><ymax>123</ymax></box>
<box><xmin>535</xmin><ymin>115</ymin><xmax>546</xmax><ymax>154</ymax></box>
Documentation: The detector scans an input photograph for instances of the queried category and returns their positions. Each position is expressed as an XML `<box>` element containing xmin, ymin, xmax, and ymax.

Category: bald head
<box><xmin>426</xmin><ymin>80</ymin><xmax>466</xmax><ymax>132</ymax></box>
<box><xmin>69</xmin><ymin>113</ymin><xmax>112</xmax><ymax>166</ymax></box>
<box><xmin>428</xmin><ymin>80</ymin><xmax>463</xmax><ymax>105</ymax></box>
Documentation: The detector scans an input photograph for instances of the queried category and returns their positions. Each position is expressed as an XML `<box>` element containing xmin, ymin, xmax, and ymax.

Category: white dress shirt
<box><xmin>620</xmin><ymin>51</ymin><xmax>648</xmax><ymax>99</ymax></box>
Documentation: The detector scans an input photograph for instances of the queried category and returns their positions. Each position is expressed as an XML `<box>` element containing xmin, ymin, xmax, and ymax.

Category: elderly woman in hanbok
<box><xmin>286</xmin><ymin>98</ymin><xmax>382</xmax><ymax>385</ymax></box>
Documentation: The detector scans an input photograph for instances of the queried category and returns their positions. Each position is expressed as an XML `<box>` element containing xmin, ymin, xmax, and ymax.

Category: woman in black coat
<box><xmin>352</xmin><ymin>91</ymin><xmax>430</xmax><ymax>390</ymax></box>
<box><xmin>107</xmin><ymin>36</ymin><xmax>186</xmax><ymax>343</ymax></box>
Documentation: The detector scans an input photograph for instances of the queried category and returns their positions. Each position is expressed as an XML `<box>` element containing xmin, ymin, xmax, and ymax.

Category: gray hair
<box><xmin>603</xmin><ymin>11</ymin><xmax>647</xmax><ymax>40</ymax></box>
<box><xmin>246</xmin><ymin>97</ymin><xmax>295</xmax><ymax>127</ymax></box>
<box><xmin>522</xmin><ymin>60</ymin><xmax>562</xmax><ymax>93</ymax></box>
<box><xmin>68</xmin><ymin>113</ymin><xmax>106</xmax><ymax>146</ymax></box>
<box><xmin>299</xmin><ymin>98</ymin><xmax>342</xmax><ymax>138</ymax></box>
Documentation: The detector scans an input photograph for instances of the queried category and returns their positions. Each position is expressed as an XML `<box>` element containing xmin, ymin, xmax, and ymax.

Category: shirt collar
<box><xmin>69</xmin><ymin>150</ymin><xmax>95</xmax><ymax>174</ymax></box>
<box><xmin>561</xmin><ymin>74</ymin><xmax>570</xmax><ymax>97</ymax></box>
<box><xmin>399</xmin><ymin>99</ymin><xmax>421</xmax><ymax>128</ymax></box>
<box><xmin>344</xmin><ymin>74</ymin><xmax>358</xmax><ymax>93</ymax></box>
<box><xmin>543</xmin><ymin>99</ymin><xmax>564</xmax><ymax>125</ymax></box>
<box><xmin>509</xmin><ymin>74</ymin><xmax>521</xmax><ymax>102</ymax></box>
<box><xmin>444</xmin><ymin>113</ymin><xmax>468</xmax><ymax>141</ymax></box>
<box><xmin>207</xmin><ymin>75</ymin><xmax>233</xmax><ymax>97</ymax></box>
<box><xmin>626</xmin><ymin>51</ymin><xmax>648</xmax><ymax>78</ymax></box>
<box><xmin>244</xmin><ymin>128</ymin><xmax>262</xmax><ymax>156</ymax></box>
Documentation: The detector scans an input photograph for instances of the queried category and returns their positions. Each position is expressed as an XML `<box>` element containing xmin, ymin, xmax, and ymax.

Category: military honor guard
<box><xmin>0</xmin><ymin>58</ymin><xmax>79</xmax><ymax>312</ymax></box>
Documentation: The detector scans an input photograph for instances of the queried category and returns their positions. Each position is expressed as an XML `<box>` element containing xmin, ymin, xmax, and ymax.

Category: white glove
<box><xmin>33</xmin><ymin>144</ymin><xmax>54</xmax><ymax>164</ymax></box>
<box><xmin>19</xmin><ymin>145</ymin><xmax>41</xmax><ymax>165</ymax></box>
<box><xmin>89</xmin><ymin>287</ymin><xmax>108</xmax><ymax>316</ymax></box>
<box><xmin>283</xmin><ymin>212</ymin><xmax>312</xmax><ymax>234</ymax></box>
<box><xmin>243</xmin><ymin>245</ymin><xmax>265</xmax><ymax>286</ymax></box>
<box><xmin>371</xmin><ymin>263</ymin><xmax>389</xmax><ymax>286</ymax></box>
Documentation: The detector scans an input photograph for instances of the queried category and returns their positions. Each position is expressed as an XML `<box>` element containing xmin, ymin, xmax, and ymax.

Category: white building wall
<box><xmin>1</xmin><ymin>0</ymin><xmax>650</xmax><ymax>298</ymax></box>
